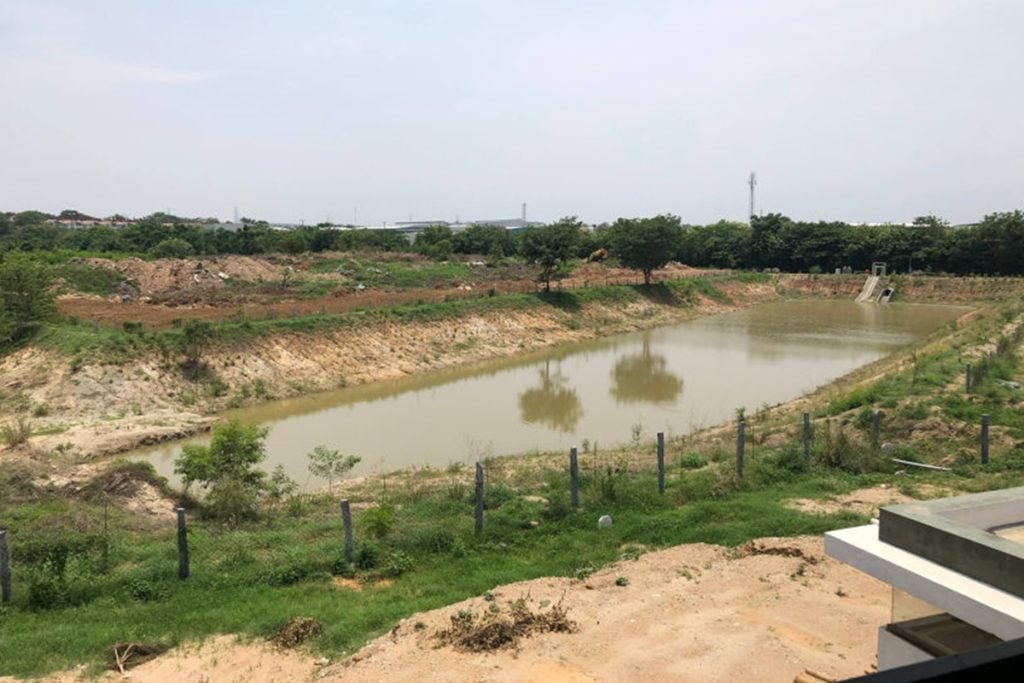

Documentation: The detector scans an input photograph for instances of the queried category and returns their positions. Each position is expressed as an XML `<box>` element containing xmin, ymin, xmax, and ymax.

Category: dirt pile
<box><xmin>90</xmin><ymin>256</ymin><xmax>284</xmax><ymax>298</ymax></box>
<box><xmin>49</xmin><ymin>535</ymin><xmax>884</xmax><ymax>682</ymax></box>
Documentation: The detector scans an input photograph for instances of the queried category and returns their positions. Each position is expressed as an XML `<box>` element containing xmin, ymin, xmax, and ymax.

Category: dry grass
<box><xmin>434</xmin><ymin>597</ymin><xmax>577</xmax><ymax>652</ymax></box>
<box><xmin>1</xmin><ymin>417</ymin><xmax>32</xmax><ymax>446</ymax></box>
<box><xmin>270</xmin><ymin>617</ymin><xmax>323</xmax><ymax>649</ymax></box>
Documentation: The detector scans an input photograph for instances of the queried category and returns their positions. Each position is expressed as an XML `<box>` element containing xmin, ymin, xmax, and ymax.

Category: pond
<box><xmin>131</xmin><ymin>301</ymin><xmax>969</xmax><ymax>486</ymax></box>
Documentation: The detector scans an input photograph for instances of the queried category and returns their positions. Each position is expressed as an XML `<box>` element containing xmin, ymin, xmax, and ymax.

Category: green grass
<box><xmin>0</xmin><ymin>459</ymin><xmax>882</xmax><ymax>677</ymax></box>
<box><xmin>50</xmin><ymin>262</ymin><xmax>125</xmax><ymax>296</ymax></box>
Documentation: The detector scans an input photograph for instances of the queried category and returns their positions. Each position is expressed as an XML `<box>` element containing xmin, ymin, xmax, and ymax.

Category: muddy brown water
<box><xmin>131</xmin><ymin>301</ymin><xmax>969</xmax><ymax>486</ymax></box>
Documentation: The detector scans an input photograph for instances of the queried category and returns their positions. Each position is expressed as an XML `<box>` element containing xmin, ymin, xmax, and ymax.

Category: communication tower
<box><xmin>748</xmin><ymin>172</ymin><xmax>757</xmax><ymax>221</ymax></box>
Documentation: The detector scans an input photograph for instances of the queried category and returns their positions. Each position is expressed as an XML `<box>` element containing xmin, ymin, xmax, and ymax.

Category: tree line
<box><xmin>3</xmin><ymin>209</ymin><xmax>1024</xmax><ymax>276</ymax></box>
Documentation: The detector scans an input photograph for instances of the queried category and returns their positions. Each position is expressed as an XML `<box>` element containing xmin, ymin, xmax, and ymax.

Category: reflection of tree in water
<box><xmin>519</xmin><ymin>361</ymin><xmax>582</xmax><ymax>432</ymax></box>
<box><xmin>610</xmin><ymin>341</ymin><xmax>683</xmax><ymax>404</ymax></box>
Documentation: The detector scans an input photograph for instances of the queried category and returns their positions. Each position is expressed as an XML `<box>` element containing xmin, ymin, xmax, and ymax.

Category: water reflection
<box><xmin>610</xmin><ymin>338</ymin><xmax>683</xmax><ymax>404</ymax></box>
<box><xmin>128</xmin><ymin>301</ymin><xmax>970</xmax><ymax>482</ymax></box>
<box><xmin>518</xmin><ymin>360</ymin><xmax>582</xmax><ymax>432</ymax></box>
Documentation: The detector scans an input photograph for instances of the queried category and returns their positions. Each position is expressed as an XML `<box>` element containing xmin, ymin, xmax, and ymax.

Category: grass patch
<box><xmin>0</xmin><ymin>460</ymin><xmax>888</xmax><ymax>678</ymax></box>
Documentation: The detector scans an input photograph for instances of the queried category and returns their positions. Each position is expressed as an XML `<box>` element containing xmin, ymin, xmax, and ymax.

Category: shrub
<box><xmin>149</xmin><ymin>238</ymin><xmax>195</xmax><ymax>259</ymax></box>
<box><xmin>354</xmin><ymin>542</ymin><xmax>380</xmax><ymax>570</ymax></box>
<box><xmin>2</xmin><ymin>417</ymin><xmax>32</xmax><ymax>446</ymax></box>
<box><xmin>380</xmin><ymin>550</ymin><xmax>414</xmax><ymax>578</ymax></box>
<box><xmin>403</xmin><ymin>527</ymin><xmax>467</xmax><ymax>557</ymax></box>
<box><xmin>483</xmin><ymin>483</ymin><xmax>516</xmax><ymax>510</ymax></box>
<box><xmin>0</xmin><ymin>258</ymin><xmax>55</xmax><ymax>347</ymax></box>
<box><xmin>174</xmin><ymin>420</ymin><xmax>269</xmax><ymax>522</ymax></box>
<box><xmin>679</xmin><ymin>452</ymin><xmax>707</xmax><ymax>470</ymax></box>
<box><xmin>361</xmin><ymin>503</ymin><xmax>396</xmax><ymax>539</ymax></box>
<box><xmin>306</xmin><ymin>446</ymin><xmax>360</xmax><ymax>489</ymax></box>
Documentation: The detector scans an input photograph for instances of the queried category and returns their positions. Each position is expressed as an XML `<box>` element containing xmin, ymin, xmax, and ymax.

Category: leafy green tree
<box><xmin>276</xmin><ymin>231</ymin><xmax>309</xmax><ymax>255</ymax></box>
<box><xmin>174</xmin><ymin>420</ymin><xmax>270</xmax><ymax>521</ymax></box>
<box><xmin>12</xmin><ymin>211</ymin><xmax>49</xmax><ymax>228</ymax></box>
<box><xmin>178</xmin><ymin>319</ymin><xmax>214</xmax><ymax>378</ymax></box>
<box><xmin>972</xmin><ymin>211</ymin><xmax>1024</xmax><ymax>275</ymax></box>
<box><xmin>748</xmin><ymin>214</ymin><xmax>792</xmax><ymax>270</ymax></box>
<box><xmin>306</xmin><ymin>445</ymin><xmax>360</xmax><ymax>490</ymax></box>
<box><xmin>520</xmin><ymin>217</ymin><xmax>581</xmax><ymax>291</ymax></box>
<box><xmin>150</xmin><ymin>238</ymin><xmax>195</xmax><ymax>259</ymax></box>
<box><xmin>451</xmin><ymin>224</ymin><xmax>512</xmax><ymax>257</ymax></box>
<box><xmin>413</xmin><ymin>225</ymin><xmax>454</xmax><ymax>260</ymax></box>
<box><xmin>609</xmin><ymin>214</ymin><xmax>682</xmax><ymax>284</ymax></box>
<box><xmin>0</xmin><ymin>258</ymin><xmax>56</xmax><ymax>347</ymax></box>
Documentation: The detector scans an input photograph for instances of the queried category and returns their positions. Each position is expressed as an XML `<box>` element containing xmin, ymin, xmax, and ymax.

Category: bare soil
<box><xmin>14</xmin><ymin>536</ymin><xmax>887</xmax><ymax>683</ymax></box>
<box><xmin>60</xmin><ymin>257</ymin><xmax>720</xmax><ymax>330</ymax></box>
<box><xmin>5</xmin><ymin>270</ymin><xmax>775</xmax><ymax>460</ymax></box>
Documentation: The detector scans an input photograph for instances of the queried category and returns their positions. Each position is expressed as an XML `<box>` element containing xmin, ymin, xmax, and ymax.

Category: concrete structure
<box><xmin>826</xmin><ymin>488</ymin><xmax>1024</xmax><ymax>670</ymax></box>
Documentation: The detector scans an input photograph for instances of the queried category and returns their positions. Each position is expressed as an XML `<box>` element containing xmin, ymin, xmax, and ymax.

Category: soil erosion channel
<box><xmin>131</xmin><ymin>301</ymin><xmax>968</xmax><ymax>484</ymax></box>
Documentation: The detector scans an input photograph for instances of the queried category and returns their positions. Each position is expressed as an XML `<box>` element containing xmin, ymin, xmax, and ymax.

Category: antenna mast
<box><xmin>748</xmin><ymin>172</ymin><xmax>757</xmax><ymax>221</ymax></box>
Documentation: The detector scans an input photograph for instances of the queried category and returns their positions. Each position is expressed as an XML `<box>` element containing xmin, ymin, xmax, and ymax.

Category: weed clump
<box><xmin>434</xmin><ymin>597</ymin><xmax>577</xmax><ymax>652</ymax></box>
<box><xmin>270</xmin><ymin>617</ymin><xmax>323</xmax><ymax>648</ymax></box>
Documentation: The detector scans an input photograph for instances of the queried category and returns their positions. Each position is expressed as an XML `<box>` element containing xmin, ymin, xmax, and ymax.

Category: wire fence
<box><xmin>0</xmin><ymin>398</ymin><xmax>1005</xmax><ymax>611</ymax></box>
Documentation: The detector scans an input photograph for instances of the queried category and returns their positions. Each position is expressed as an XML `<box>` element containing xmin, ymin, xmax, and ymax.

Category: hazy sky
<box><xmin>1</xmin><ymin>1</ymin><xmax>1021</xmax><ymax>225</ymax></box>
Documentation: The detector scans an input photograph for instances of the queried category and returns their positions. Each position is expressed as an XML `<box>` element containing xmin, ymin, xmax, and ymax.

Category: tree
<box><xmin>0</xmin><ymin>258</ymin><xmax>56</xmax><ymax>347</ymax></box>
<box><xmin>609</xmin><ymin>214</ymin><xmax>682</xmax><ymax>284</ymax></box>
<box><xmin>175</xmin><ymin>420</ymin><xmax>270</xmax><ymax>521</ymax></box>
<box><xmin>748</xmin><ymin>214</ymin><xmax>792</xmax><ymax>270</ymax></box>
<box><xmin>413</xmin><ymin>225</ymin><xmax>454</xmax><ymax>260</ymax></box>
<box><xmin>974</xmin><ymin>211</ymin><xmax>1024</xmax><ymax>275</ymax></box>
<box><xmin>306</xmin><ymin>445</ymin><xmax>360</xmax><ymax>490</ymax></box>
<box><xmin>451</xmin><ymin>224</ymin><xmax>512</xmax><ymax>257</ymax></box>
<box><xmin>276</xmin><ymin>231</ymin><xmax>309</xmax><ymax>255</ymax></box>
<box><xmin>519</xmin><ymin>217</ymin><xmax>581</xmax><ymax>291</ymax></box>
<box><xmin>150</xmin><ymin>238</ymin><xmax>195</xmax><ymax>259</ymax></box>
<box><xmin>178</xmin><ymin>319</ymin><xmax>214</xmax><ymax>379</ymax></box>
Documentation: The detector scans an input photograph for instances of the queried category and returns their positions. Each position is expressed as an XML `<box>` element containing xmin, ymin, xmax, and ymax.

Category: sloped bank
<box><xmin>1</xmin><ymin>278</ymin><xmax>780</xmax><ymax>460</ymax></box>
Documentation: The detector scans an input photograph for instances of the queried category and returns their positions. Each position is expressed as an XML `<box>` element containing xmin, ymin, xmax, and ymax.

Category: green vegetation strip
<box><xmin>0</xmin><ymin>458</ymin><xmax>885</xmax><ymax>678</ymax></box>
<box><xmin>33</xmin><ymin>278</ymin><xmax>725</xmax><ymax>364</ymax></box>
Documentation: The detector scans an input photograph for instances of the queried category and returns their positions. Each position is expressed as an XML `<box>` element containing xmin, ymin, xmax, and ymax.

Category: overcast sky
<box><xmin>1</xmin><ymin>0</ymin><xmax>1021</xmax><ymax>225</ymax></box>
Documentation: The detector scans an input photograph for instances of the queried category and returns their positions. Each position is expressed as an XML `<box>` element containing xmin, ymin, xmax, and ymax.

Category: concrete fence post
<box><xmin>736</xmin><ymin>419</ymin><xmax>746</xmax><ymax>478</ymax></box>
<box><xmin>340</xmin><ymin>499</ymin><xmax>353</xmax><ymax>564</ymax></box>
<box><xmin>871</xmin><ymin>410</ymin><xmax>883</xmax><ymax>450</ymax></box>
<box><xmin>657</xmin><ymin>432</ymin><xmax>665</xmax><ymax>494</ymax></box>
<box><xmin>570</xmin><ymin>446</ymin><xmax>579</xmax><ymax>508</ymax></box>
<box><xmin>802</xmin><ymin>412</ymin><xmax>811</xmax><ymax>462</ymax></box>
<box><xmin>0</xmin><ymin>529</ymin><xmax>11</xmax><ymax>603</ymax></box>
<box><xmin>981</xmin><ymin>414</ymin><xmax>990</xmax><ymax>465</ymax></box>
<box><xmin>474</xmin><ymin>462</ymin><xmax>484</xmax><ymax>535</ymax></box>
<box><xmin>176</xmin><ymin>508</ymin><xmax>190</xmax><ymax>580</ymax></box>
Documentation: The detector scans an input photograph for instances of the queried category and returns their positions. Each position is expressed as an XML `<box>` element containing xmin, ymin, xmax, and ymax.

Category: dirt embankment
<box><xmin>2</xmin><ymin>282</ymin><xmax>777</xmax><ymax>460</ymax></box>
<box><xmin>5</xmin><ymin>270</ymin><xmax>1016</xmax><ymax>461</ymax></box>
<box><xmin>59</xmin><ymin>257</ymin><xmax>723</xmax><ymax>330</ymax></box>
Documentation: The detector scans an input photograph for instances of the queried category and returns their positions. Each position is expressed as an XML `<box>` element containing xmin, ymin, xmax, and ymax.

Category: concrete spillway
<box><xmin>855</xmin><ymin>275</ymin><xmax>894</xmax><ymax>304</ymax></box>
<box><xmin>856</xmin><ymin>275</ymin><xmax>881</xmax><ymax>303</ymax></box>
